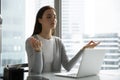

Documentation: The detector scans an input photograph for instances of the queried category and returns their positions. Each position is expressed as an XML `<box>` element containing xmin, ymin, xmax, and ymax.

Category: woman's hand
<box><xmin>82</xmin><ymin>41</ymin><xmax>100</xmax><ymax>50</ymax></box>
<box><xmin>29</xmin><ymin>37</ymin><xmax>42</xmax><ymax>52</ymax></box>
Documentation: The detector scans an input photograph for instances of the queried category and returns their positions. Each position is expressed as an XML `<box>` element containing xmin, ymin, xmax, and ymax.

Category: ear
<box><xmin>38</xmin><ymin>18</ymin><xmax>42</xmax><ymax>24</ymax></box>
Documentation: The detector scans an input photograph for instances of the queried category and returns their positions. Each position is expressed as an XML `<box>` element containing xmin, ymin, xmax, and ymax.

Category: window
<box><xmin>1</xmin><ymin>0</ymin><xmax>25</xmax><ymax>68</ymax></box>
<box><xmin>61</xmin><ymin>0</ymin><xmax>120</xmax><ymax>71</ymax></box>
<box><xmin>61</xmin><ymin>0</ymin><xmax>85</xmax><ymax>70</ymax></box>
<box><xmin>0</xmin><ymin>0</ymin><xmax>54</xmax><ymax>74</ymax></box>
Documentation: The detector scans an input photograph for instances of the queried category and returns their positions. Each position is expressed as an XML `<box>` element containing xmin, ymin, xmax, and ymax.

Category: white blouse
<box><xmin>37</xmin><ymin>35</ymin><xmax>54</xmax><ymax>72</ymax></box>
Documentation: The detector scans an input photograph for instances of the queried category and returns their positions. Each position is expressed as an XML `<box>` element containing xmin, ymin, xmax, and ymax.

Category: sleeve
<box><xmin>25</xmin><ymin>37</ymin><xmax>43</xmax><ymax>75</ymax></box>
<box><xmin>60</xmin><ymin>39</ymin><xmax>84</xmax><ymax>71</ymax></box>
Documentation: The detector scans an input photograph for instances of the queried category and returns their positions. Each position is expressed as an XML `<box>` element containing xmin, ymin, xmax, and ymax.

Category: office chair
<box><xmin>6</xmin><ymin>63</ymin><xmax>29</xmax><ymax>72</ymax></box>
<box><xmin>1</xmin><ymin>63</ymin><xmax>28</xmax><ymax>80</ymax></box>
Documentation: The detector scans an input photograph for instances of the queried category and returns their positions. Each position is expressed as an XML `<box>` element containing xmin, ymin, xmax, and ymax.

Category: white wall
<box><xmin>84</xmin><ymin>0</ymin><xmax>120</xmax><ymax>35</ymax></box>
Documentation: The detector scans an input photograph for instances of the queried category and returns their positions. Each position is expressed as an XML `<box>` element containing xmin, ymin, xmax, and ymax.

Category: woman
<box><xmin>25</xmin><ymin>5</ymin><xmax>100</xmax><ymax>75</ymax></box>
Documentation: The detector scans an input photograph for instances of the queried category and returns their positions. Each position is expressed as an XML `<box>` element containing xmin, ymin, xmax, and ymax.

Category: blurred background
<box><xmin>0</xmin><ymin>0</ymin><xmax>120</xmax><ymax>75</ymax></box>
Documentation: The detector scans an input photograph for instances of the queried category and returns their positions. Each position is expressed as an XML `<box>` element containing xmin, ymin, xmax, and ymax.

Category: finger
<box><xmin>88</xmin><ymin>41</ymin><xmax>95</xmax><ymax>45</ymax></box>
<box><xmin>92</xmin><ymin>41</ymin><xmax>100</xmax><ymax>46</ymax></box>
<box><xmin>32</xmin><ymin>41</ymin><xmax>37</xmax><ymax>48</ymax></box>
<box><xmin>29</xmin><ymin>38</ymin><xmax>36</xmax><ymax>48</ymax></box>
<box><xmin>36</xmin><ymin>40</ymin><xmax>41</xmax><ymax>48</ymax></box>
<box><xmin>34</xmin><ymin>40</ymin><xmax>42</xmax><ymax>52</ymax></box>
<box><xmin>35</xmin><ymin>40</ymin><xmax>40</xmax><ymax>48</ymax></box>
<box><xmin>89</xmin><ymin>40</ymin><xmax>95</xmax><ymax>43</ymax></box>
<box><xmin>96</xmin><ymin>41</ymin><xmax>100</xmax><ymax>45</ymax></box>
<box><xmin>89</xmin><ymin>43</ymin><xmax>97</xmax><ymax>48</ymax></box>
<box><xmin>39</xmin><ymin>41</ymin><xmax>42</xmax><ymax>47</ymax></box>
<box><xmin>30</xmin><ymin>38</ymin><xmax>38</xmax><ymax>48</ymax></box>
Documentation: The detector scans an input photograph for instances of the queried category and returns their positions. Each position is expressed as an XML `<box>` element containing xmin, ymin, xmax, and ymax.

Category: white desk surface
<box><xmin>25</xmin><ymin>70</ymin><xmax>120</xmax><ymax>80</ymax></box>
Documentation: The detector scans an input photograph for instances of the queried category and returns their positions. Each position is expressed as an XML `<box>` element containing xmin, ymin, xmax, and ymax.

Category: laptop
<box><xmin>54</xmin><ymin>49</ymin><xmax>106</xmax><ymax>78</ymax></box>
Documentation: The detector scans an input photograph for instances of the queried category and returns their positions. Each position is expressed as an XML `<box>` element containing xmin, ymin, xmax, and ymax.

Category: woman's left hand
<box><xmin>83</xmin><ymin>41</ymin><xmax>100</xmax><ymax>50</ymax></box>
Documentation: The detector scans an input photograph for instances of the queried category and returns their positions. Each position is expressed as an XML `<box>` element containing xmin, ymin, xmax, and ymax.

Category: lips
<box><xmin>51</xmin><ymin>23</ymin><xmax>55</xmax><ymax>25</ymax></box>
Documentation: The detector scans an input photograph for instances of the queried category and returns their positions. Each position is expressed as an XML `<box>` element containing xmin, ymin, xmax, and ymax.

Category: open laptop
<box><xmin>54</xmin><ymin>49</ymin><xmax>106</xmax><ymax>78</ymax></box>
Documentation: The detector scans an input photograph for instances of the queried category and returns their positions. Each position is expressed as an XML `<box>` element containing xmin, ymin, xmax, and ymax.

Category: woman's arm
<box><xmin>61</xmin><ymin>40</ymin><xmax>100</xmax><ymax>71</ymax></box>
<box><xmin>61</xmin><ymin>44</ymin><xmax>84</xmax><ymax>71</ymax></box>
<box><xmin>25</xmin><ymin>37</ymin><xmax>43</xmax><ymax>75</ymax></box>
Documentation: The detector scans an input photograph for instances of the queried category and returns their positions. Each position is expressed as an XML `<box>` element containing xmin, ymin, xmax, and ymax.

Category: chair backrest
<box><xmin>7</xmin><ymin>63</ymin><xmax>29</xmax><ymax>72</ymax></box>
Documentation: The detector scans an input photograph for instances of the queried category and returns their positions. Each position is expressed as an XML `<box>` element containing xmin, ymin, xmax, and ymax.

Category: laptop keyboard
<box><xmin>69</xmin><ymin>73</ymin><xmax>77</xmax><ymax>76</ymax></box>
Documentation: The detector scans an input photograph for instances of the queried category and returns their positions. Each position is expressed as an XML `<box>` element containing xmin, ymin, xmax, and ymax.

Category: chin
<box><xmin>51</xmin><ymin>26</ymin><xmax>56</xmax><ymax>29</ymax></box>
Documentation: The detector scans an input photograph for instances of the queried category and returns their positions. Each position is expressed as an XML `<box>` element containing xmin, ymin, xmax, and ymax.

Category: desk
<box><xmin>25</xmin><ymin>72</ymin><xmax>120</xmax><ymax>80</ymax></box>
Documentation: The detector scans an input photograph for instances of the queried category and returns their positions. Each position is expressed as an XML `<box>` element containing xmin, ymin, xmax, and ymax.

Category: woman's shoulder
<box><xmin>52</xmin><ymin>36</ymin><xmax>64</xmax><ymax>44</ymax></box>
<box><xmin>26</xmin><ymin>35</ymin><xmax>37</xmax><ymax>39</ymax></box>
<box><xmin>26</xmin><ymin>35</ymin><xmax>37</xmax><ymax>42</ymax></box>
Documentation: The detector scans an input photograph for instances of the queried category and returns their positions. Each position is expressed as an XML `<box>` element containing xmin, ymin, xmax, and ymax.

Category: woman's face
<box><xmin>39</xmin><ymin>9</ymin><xmax>57</xmax><ymax>31</ymax></box>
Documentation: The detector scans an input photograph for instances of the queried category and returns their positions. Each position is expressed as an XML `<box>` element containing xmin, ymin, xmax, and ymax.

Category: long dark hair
<box><xmin>32</xmin><ymin>6</ymin><xmax>55</xmax><ymax>36</ymax></box>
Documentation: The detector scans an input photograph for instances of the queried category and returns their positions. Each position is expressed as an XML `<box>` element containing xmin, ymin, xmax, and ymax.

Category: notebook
<box><xmin>54</xmin><ymin>49</ymin><xmax>106</xmax><ymax>78</ymax></box>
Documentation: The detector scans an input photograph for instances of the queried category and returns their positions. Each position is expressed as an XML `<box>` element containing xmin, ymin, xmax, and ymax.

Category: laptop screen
<box><xmin>77</xmin><ymin>49</ymin><xmax>106</xmax><ymax>77</ymax></box>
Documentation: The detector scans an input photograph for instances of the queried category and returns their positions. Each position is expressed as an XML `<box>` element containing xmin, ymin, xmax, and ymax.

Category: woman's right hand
<box><xmin>29</xmin><ymin>37</ymin><xmax>42</xmax><ymax>52</ymax></box>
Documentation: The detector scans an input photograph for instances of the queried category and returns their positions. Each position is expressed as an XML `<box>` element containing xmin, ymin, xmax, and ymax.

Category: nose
<box><xmin>51</xmin><ymin>16</ymin><xmax>57</xmax><ymax>22</ymax></box>
<box><xmin>53</xmin><ymin>15</ymin><xmax>56</xmax><ymax>19</ymax></box>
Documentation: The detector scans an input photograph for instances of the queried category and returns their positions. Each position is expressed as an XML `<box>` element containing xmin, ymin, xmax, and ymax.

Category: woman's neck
<box><xmin>39</xmin><ymin>32</ymin><xmax>52</xmax><ymax>40</ymax></box>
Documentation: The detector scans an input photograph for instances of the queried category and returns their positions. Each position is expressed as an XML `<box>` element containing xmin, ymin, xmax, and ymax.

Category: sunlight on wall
<box><xmin>84</xmin><ymin>0</ymin><xmax>120</xmax><ymax>35</ymax></box>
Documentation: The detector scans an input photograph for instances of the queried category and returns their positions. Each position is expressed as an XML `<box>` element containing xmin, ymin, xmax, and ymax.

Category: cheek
<box><xmin>42</xmin><ymin>19</ymin><xmax>49</xmax><ymax>24</ymax></box>
<box><xmin>55</xmin><ymin>19</ymin><xmax>57</xmax><ymax>22</ymax></box>
<box><xmin>55</xmin><ymin>19</ymin><xmax>57</xmax><ymax>24</ymax></box>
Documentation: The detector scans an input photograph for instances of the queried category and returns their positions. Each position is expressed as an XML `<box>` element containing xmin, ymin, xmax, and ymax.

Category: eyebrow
<box><xmin>46</xmin><ymin>13</ymin><xmax>56</xmax><ymax>16</ymax></box>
